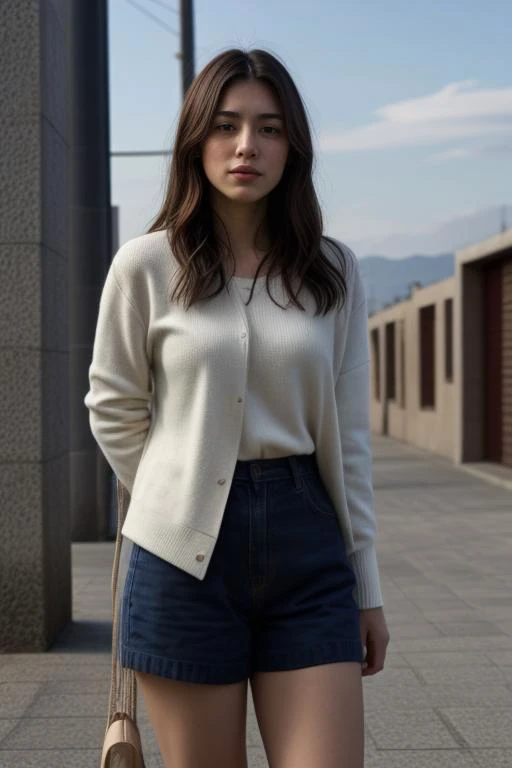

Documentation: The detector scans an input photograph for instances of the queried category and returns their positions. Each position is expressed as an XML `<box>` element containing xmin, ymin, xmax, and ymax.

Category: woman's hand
<box><xmin>359</xmin><ymin>606</ymin><xmax>390</xmax><ymax>676</ymax></box>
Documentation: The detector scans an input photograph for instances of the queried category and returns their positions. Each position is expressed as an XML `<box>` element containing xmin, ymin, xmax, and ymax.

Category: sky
<box><xmin>108</xmin><ymin>0</ymin><xmax>512</xmax><ymax>258</ymax></box>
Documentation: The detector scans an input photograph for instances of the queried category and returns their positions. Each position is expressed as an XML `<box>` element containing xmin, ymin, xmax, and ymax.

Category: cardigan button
<box><xmin>195</xmin><ymin>553</ymin><xmax>205</xmax><ymax>562</ymax></box>
<box><xmin>217</xmin><ymin>478</ymin><xmax>226</xmax><ymax>485</ymax></box>
<box><xmin>241</xmin><ymin>332</ymin><xmax>247</xmax><ymax>338</ymax></box>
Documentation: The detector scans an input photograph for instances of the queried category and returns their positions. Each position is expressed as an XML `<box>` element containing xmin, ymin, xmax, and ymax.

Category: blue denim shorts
<box><xmin>120</xmin><ymin>453</ymin><xmax>363</xmax><ymax>684</ymax></box>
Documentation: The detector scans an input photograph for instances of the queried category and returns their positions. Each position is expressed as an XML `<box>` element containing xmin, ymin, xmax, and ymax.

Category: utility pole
<box><xmin>112</xmin><ymin>0</ymin><xmax>195</xmax><ymax>158</ymax></box>
<box><xmin>179</xmin><ymin>0</ymin><xmax>195</xmax><ymax>99</ymax></box>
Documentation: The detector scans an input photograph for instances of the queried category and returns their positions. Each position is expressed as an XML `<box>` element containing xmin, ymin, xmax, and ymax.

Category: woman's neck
<box><xmin>210</xmin><ymin>193</ymin><xmax>270</xmax><ymax>267</ymax></box>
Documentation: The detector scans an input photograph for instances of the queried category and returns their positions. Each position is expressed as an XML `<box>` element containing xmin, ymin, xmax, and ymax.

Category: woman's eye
<box><xmin>213</xmin><ymin>124</ymin><xmax>281</xmax><ymax>135</ymax></box>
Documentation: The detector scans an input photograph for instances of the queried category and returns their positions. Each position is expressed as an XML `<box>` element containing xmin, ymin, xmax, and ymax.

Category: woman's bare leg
<box><xmin>135</xmin><ymin>671</ymin><xmax>249</xmax><ymax>768</ymax></box>
<box><xmin>250</xmin><ymin>662</ymin><xmax>364</xmax><ymax>768</ymax></box>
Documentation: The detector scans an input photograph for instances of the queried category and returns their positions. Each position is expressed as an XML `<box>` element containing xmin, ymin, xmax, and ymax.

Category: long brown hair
<box><xmin>147</xmin><ymin>48</ymin><xmax>347</xmax><ymax>316</ymax></box>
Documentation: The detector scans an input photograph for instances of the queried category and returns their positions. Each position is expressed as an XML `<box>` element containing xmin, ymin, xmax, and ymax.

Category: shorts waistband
<box><xmin>232</xmin><ymin>453</ymin><xmax>318</xmax><ymax>486</ymax></box>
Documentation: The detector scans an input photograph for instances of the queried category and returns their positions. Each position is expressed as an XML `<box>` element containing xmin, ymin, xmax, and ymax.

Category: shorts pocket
<box><xmin>301</xmin><ymin>471</ymin><xmax>338</xmax><ymax>520</ymax></box>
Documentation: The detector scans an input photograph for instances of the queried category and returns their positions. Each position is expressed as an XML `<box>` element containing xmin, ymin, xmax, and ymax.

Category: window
<box><xmin>444</xmin><ymin>298</ymin><xmax>453</xmax><ymax>382</ymax></box>
<box><xmin>371</xmin><ymin>329</ymin><xmax>380</xmax><ymax>401</ymax></box>
<box><xmin>420</xmin><ymin>305</ymin><xmax>435</xmax><ymax>408</ymax></box>
<box><xmin>400</xmin><ymin>320</ymin><xmax>406</xmax><ymax>408</ymax></box>
<box><xmin>385</xmin><ymin>322</ymin><xmax>396</xmax><ymax>400</ymax></box>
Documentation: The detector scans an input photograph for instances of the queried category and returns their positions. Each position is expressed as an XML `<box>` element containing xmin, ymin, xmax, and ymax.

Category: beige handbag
<box><xmin>100</xmin><ymin>478</ymin><xmax>145</xmax><ymax>768</ymax></box>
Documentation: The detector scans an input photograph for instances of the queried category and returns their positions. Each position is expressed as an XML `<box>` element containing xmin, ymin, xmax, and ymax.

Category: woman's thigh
<box><xmin>250</xmin><ymin>662</ymin><xmax>364</xmax><ymax>768</ymax></box>
<box><xmin>136</xmin><ymin>671</ymin><xmax>249</xmax><ymax>768</ymax></box>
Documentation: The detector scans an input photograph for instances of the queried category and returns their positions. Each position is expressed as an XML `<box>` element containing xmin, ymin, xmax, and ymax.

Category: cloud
<box><xmin>319</xmin><ymin>81</ymin><xmax>512</xmax><ymax>153</ymax></box>
<box><xmin>425</xmin><ymin>147</ymin><xmax>477</xmax><ymax>163</ymax></box>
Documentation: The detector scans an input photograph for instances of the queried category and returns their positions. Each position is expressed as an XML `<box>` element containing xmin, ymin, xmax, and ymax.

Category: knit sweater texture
<box><xmin>84</xmin><ymin>228</ymin><xmax>383</xmax><ymax>609</ymax></box>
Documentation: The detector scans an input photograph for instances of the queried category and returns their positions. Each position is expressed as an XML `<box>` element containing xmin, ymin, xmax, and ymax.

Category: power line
<box><xmin>144</xmin><ymin>0</ymin><xmax>179</xmax><ymax>13</ymax></box>
<box><xmin>125</xmin><ymin>0</ymin><xmax>179</xmax><ymax>36</ymax></box>
<box><xmin>111</xmin><ymin>150</ymin><xmax>172</xmax><ymax>157</ymax></box>
<box><xmin>116</xmin><ymin>0</ymin><xmax>195</xmax><ymax>157</ymax></box>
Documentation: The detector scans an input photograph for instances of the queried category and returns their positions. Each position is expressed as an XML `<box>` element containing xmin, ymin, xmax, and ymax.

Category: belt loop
<box><xmin>250</xmin><ymin>462</ymin><xmax>262</xmax><ymax>483</ymax></box>
<box><xmin>288</xmin><ymin>456</ymin><xmax>303</xmax><ymax>491</ymax></box>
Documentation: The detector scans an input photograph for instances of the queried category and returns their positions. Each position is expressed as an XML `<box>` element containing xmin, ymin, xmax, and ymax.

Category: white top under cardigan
<box><xmin>230</xmin><ymin>274</ymin><xmax>319</xmax><ymax>460</ymax></box>
<box><xmin>84</xmin><ymin>228</ymin><xmax>383</xmax><ymax>609</ymax></box>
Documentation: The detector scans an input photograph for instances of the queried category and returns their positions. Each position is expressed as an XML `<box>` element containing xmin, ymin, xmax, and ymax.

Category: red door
<box><xmin>483</xmin><ymin>262</ymin><xmax>502</xmax><ymax>462</ymax></box>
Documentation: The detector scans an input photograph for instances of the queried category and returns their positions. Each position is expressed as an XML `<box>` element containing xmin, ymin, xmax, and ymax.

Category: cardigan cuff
<box><xmin>348</xmin><ymin>544</ymin><xmax>384</xmax><ymax>609</ymax></box>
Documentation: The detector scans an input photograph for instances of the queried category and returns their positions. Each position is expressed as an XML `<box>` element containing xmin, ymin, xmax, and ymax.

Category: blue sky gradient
<box><xmin>108</xmin><ymin>0</ymin><xmax>512</xmax><ymax>256</ymax></box>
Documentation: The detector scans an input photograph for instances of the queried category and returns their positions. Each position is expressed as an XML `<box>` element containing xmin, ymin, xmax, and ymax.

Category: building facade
<box><xmin>456</xmin><ymin>229</ymin><xmax>512</xmax><ymax>468</ymax></box>
<box><xmin>368</xmin><ymin>228</ymin><xmax>512</xmax><ymax>470</ymax></box>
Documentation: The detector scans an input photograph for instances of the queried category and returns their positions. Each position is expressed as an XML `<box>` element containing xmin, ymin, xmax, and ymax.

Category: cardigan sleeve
<box><xmin>84</xmin><ymin>260</ymin><xmax>152</xmax><ymax>495</ymax></box>
<box><xmin>335</xmin><ymin>257</ymin><xmax>383</xmax><ymax>609</ymax></box>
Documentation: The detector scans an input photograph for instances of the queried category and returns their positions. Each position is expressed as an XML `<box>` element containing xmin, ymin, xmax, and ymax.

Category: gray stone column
<box><xmin>0</xmin><ymin>0</ymin><xmax>71</xmax><ymax>651</ymax></box>
<box><xmin>69</xmin><ymin>0</ymin><xmax>113</xmax><ymax>542</ymax></box>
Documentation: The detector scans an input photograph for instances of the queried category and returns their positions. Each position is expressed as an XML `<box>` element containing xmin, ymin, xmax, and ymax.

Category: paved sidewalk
<box><xmin>1</xmin><ymin>435</ymin><xmax>512</xmax><ymax>766</ymax></box>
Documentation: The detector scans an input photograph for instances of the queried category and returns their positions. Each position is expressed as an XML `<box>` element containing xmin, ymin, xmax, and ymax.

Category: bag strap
<box><xmin>106</xmin><ymin>477</ymin><xmax>137</xmax><ymax>729</ymax></box>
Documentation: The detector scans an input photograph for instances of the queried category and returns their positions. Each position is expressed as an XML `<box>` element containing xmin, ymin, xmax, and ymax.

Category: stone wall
<box><xmin>0</xmin><ymin>0</ymin><xmax>71</xmax><ymax>651</ymax></box>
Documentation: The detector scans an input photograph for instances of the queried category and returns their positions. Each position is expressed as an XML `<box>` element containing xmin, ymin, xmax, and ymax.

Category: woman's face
<box><xmin>201</xmin><ymin>79</ymin><xmax>289</xmax><ymax>208</ymax></box>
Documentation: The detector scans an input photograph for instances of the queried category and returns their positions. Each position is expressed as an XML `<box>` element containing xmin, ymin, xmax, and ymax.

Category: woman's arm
<box><xmin>335</xmin><ymin>256</ymin><xmax>383</xmax><ymax>609</ymax></box>
<box><xmin>84</xmin><ymin>260</ymin><xmax>152</xmax><ymax>494</ymax></box>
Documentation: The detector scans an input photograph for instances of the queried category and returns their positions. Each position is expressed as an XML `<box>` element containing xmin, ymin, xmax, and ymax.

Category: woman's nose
<box><xmin>235</xmin><ymin>128</ymin><xmax>258</xmax><ymax>157</ymax></box>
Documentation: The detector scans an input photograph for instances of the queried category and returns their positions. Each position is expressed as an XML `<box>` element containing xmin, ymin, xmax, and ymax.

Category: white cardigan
<box><xmin>84</xmin><ymin>229</ymin><xmax>383</xmax><ymax>609</ymax></box>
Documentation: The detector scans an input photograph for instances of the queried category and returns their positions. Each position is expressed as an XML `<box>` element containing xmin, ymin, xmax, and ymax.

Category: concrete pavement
<box><xmin>1</xmin><ymin>435</ymin><xmax>511</xmax><ymax>766</ymax></box>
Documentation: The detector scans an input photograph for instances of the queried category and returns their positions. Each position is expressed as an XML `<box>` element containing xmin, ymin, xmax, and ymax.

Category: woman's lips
<box><xmin>229</xmin><ymin>171</ymin><xmax>261</xmax><ymax>181</ymax></box>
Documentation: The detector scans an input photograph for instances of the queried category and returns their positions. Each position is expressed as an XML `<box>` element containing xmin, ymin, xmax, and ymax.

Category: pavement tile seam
<box><xmin>0</xmin><ymin>683</ymin><xmax>42</xmax><ymax>720</ymax></box>
<box><xmin>0</xmin><ymin>716</ymin><xmax>108</xmax><ymax>751</ymax></box>
<box><xmin>4</xmin><ymin>653</ymin><xmax>111</xmax><ymax>664</ymax></box>
<box><xmin>0</xmin><ymin>720</ymin><xmax>21</xmax><ymax>747</ymax></box>
<box><xmin>0</xmin><ymin>748</ymin><xmax>105</xmax><ymax>752</ymax></box>
<box><xmin>0</xmin><ymin>715</ymin><xmax>107</xmax><ymax>722</ymax></box>
<box><xmin>23</xmin><ymin>692</ymin><xmax>105</xmax><ymax>719</ymax></box>
<box><xmin>404</xmin><ymin>651</ymin><xmax>493</xmax><ymax>666</ymax></box>
<box><xmin>408</xmin><ymin>667</ymin><xmax>428</xmax><ymax>685</ymax></box>
<box><xmin>438</xmin><ymin>707</ymin><xmax>512</xmax><ymax>749</ymax></box>
<box><xmin>436</xmin><ymin>622</ymin><xmax>507</xmax><ymax>639</ymax></box>
<box><xmin>485</xmin><ymin>652</ymin><xmax>512</xmax><ymax>670</ymax></box>
<box><xmin>364</xmin><ymin>729</ymin><xmax>378</xmax><ymax>750</ymax></box>
<box><xmin>371</xmin><ymin>747</ymin><xmax>477</xmax><ymax>752</ymax></box>
<box><xmin>433</xmin><ymin>707</ymin><xmax>473</xmax><ymax>749</ymax></box>
<box><xmin>367</xmin><ymin>749</ymin><xmax>481</xmax><ymax>768</ymax></box>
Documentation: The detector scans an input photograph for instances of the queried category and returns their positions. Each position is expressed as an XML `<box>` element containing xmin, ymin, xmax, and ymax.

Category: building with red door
<box><xmin>367</xmin><ymin>228</ymin><xmax>512</xmax><ymax>473</ymax></box>
<box><xmin>456</xmin><ymin>228</ymin><xmax>512</xmax><ymax>469</ymax></box>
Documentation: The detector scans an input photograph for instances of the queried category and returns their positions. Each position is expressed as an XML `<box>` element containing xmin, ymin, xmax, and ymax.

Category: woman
<box><xmin>85</xmin><ymin>48</ymin><xmax>389</xmax><ymax>768</ymax></box>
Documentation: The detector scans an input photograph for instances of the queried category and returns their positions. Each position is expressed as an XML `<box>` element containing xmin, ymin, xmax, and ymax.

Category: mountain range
<box><xmin>359</xmin><ymin>253</ymin><xmax>454</xmax><ymax>313</ymax></box>
<box><xmin>349</xmin><ymin>204</ymin><xmax>512</xmax><ymax>313</ymax></box>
